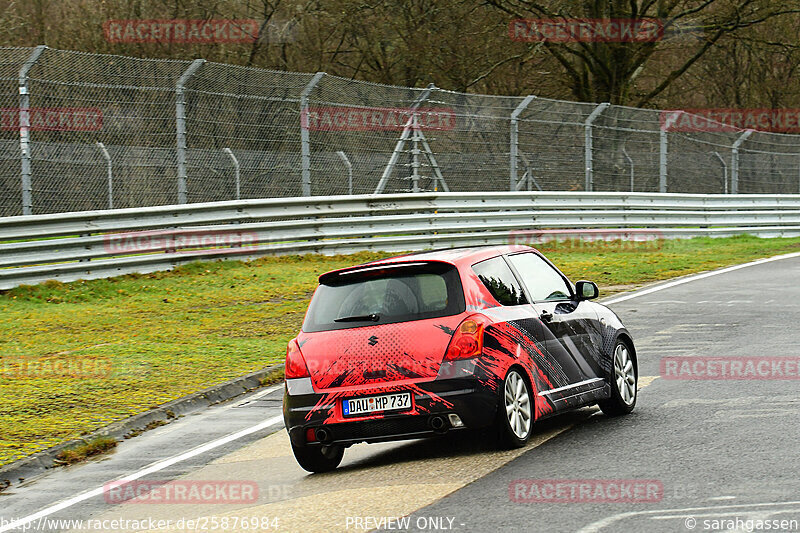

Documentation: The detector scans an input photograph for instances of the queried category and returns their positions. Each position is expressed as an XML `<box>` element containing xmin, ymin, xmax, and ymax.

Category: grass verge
<box><xmin>1</xmin><ymin>235</ymin><xmax>799</xmax><ymax>467</ymax></box>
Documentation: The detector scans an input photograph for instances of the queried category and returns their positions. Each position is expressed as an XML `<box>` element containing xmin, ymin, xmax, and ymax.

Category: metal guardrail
<box><xmin>2</xmin><ymin>192</ymin><xmax>800</xmax><ymax>290</ymax></box>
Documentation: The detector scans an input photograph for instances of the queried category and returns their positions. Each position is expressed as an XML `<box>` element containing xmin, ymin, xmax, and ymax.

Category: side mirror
<box><xmin>575</xmin><ymin>280</ymin><xmax>599</xmax><ymax>301</ymax></box>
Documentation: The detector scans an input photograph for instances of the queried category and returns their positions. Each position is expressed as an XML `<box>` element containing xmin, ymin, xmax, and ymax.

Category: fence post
<box><xmin>300</xmin><ymin>72</ymin><xmax>325</xmax><ymax>197</ymax></box>
<box><xmin>584</xmin><ymin>103</ymin><xmax>609</xmax><ymax>192</ymax></box>
<box><xmin>659</xmin><ymin>128</ymin><xmax>667</xmax><ymax>193</ymax></box>
<box><xmin>621</xmin><ymin>146</ymin><xmax>634</xmax><ymax>192</ymax></box>
<box><xmin>711</xmin><ymin>151</ymin><xmax>727</xmax><ymax>194</ymax></box>
<box><xmin>96</xmin><ymin>142</ymin><xmax>113</xmax><ymax>209</ymax></box>
<box><xmin>18</xmin><ymin>45</ymin><xmax>47</xmax><ymax>216</ymax></box>
<box><xmin>659</xmin><ymin>111</ymin><xmax>682</xmax><ymax>193</ymax></box>
<box><xmin>731</xmin><ymin>129</ymin><xmax>754</xmax><ymax>195</ymax></box>
<box><xmin>336</xmin><ymin>151</ymin><xmax>353</xmax><ymax>195</ymax></box>
<box><xmin>175</xmin><ymin>59</ymin><xmax>205</xmax><ymax>205</ymax></box>
<box><xmin>222</xmin><ymin>148</ymin><xmax>241</xmax><ymax>200</ymax></box>
<box><xmin>510</xmin><ymin>95</ymin><xmax>536</xmax><ymax>191</ymax></box>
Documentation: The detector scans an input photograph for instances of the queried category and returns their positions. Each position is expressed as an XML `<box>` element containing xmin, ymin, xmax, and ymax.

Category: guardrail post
<box><xmin>299</xmin><ymin>72</ymin><xmax>325</xmax><ymax>197</ymax></box>
<box><xmin>510</xmin><ymin>95</ymin><xmax>536</xmax><ymax>191</ymax></box>
<box><xmin>96</xmin><ymin>142</ymin><xmax>113</xmax><ymax>209</ymax></box>
<box><xmin>176</xmin><ymin>59</ymin><xmax>205</xmax><ymax>205</ymax></box>
<box><xmin>18</xmin><ymin>45</ymin><xmax>46</xmax><ymax>216</ymax></box>
<box><xmin>731</xmin><ymin>129</ymin><xmax>754</xmax><ymax>195</ymax></box>
<box><xmin>336</xmin><ymin>151</ymin><xmax>353</xmax><ymax>195</ymax></box>
<box><xmin>375</xmin><ymin>83</ymin><xmax>436</xmax><ymax>194</ymax></box>
<box><xmin>222</xmin><ymin>148</ymin><xmax>241</xmax><ymax>200</ymax></box>
<box><xmin>584</xmin><ymin>103</ymin><xmax>609</xmax><ymax>192</ymax></box>
<box><xmin>659</xmin><ymin>111</ymin><xmax>682</xmax><ymax>193</ymax></box>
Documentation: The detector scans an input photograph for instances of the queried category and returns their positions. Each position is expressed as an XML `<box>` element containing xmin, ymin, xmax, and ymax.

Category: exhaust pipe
<box><xmin>429</xmin><ymin>415</ymin><xmax>447</xmax><ymax>433</ymax></box>
<box><xmin>315</xmin><ymin>427</ymin><xmax>331</xmax><ymax>443</ymax></box>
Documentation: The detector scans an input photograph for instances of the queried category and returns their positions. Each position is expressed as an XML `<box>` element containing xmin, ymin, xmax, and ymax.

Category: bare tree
<box><xmin>484</xmin><ymin>0</ymin><xmax>800</xmax><ymax>105</ymax></box>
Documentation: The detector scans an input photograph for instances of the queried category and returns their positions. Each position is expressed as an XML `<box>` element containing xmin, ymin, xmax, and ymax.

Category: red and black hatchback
<box><xmin>283</xmin><ymin>245</ymin><xmax>637</xmax><ymax>472</ymax></box>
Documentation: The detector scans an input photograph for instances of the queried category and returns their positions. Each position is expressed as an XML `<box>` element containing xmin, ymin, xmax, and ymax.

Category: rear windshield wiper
<box><xmin>334</xmin><ymin>313</ymin><xmax>380</xmax><ymax>323</ymax></box>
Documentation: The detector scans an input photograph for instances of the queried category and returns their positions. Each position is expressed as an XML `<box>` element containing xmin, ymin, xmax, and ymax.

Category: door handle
<box><xmin>539</xmin><ymin>310</ymin><xmax>553</xmax><ymax>323</ymax></box>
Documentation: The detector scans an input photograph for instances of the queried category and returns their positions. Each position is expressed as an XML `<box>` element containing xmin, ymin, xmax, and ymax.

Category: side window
<box><xmin>507</xmin><ymin>253</ymin><xmax>571</xmax><ymax>302</ymax></box>
<box><xmin>472</xmin><ymin>257</ymin><xmax>528</xmax><ymax>306</ymax></box>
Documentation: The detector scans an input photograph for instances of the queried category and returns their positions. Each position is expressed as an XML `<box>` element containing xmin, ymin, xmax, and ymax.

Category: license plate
<box><xmin>342</xmin><ymin>392</ymin><xmax>412</xmax><ymax>417</ymax></box>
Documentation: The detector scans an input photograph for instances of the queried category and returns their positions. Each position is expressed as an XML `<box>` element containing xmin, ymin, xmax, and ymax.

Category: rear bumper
<box><xmin>283</xmin><ymin>377</ymin><xmax>497</xmax><ymax>447</ymax></box>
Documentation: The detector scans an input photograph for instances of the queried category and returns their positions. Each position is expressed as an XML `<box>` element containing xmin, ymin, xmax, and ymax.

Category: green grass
<box><xmin>1</xmin><ymin>235</ymin><xmax>799</xmax><ymax>467</ymax></box>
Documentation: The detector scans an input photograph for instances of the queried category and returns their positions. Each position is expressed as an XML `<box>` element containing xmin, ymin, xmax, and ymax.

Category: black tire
<box><xmin>291</xmin><ymin>443</ymin><xmax>344</xmax><ymax>473</ymax></box>
<box><xmin>598</xmin><ymin>339</ymin><xmax>637</xmax><ymax>417</ymax></box>
<box><xmin>495</xmin><ymin>368</ymin><xmax>534</xmax><ymax>449</ymax></box>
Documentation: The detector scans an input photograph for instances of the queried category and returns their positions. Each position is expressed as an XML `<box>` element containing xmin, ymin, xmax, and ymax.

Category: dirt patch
<box><xmin>600</xmin><ymin>283</ymin><xmax>643</xmax><ymax>296</ymax></box>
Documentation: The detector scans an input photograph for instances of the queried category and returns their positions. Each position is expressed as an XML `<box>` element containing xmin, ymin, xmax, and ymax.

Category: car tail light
<box><xmin>285</xmin><ymin>339</ymin><xmax>310</xmax><ymax>379</ymax></box>
<box><xmin>444</xmin><ymin>314</ymin><xmax>490</xmax><ymax>361</ymax></box>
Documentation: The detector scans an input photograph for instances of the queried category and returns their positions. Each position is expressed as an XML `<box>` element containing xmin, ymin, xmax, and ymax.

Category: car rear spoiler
<box><xmin>318</xmin><ymin>260</ymin><xmax>454</xmax><ymax>285</ymax></box>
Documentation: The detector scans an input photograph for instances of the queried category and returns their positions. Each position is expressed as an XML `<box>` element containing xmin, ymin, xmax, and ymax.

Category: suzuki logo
<box><xmin>367</xmin><ymin>335</ymin><xmax>379</xmax><ymax>346</ymax></box>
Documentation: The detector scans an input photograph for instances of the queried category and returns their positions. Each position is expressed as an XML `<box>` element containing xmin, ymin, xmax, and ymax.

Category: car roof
<box><xmin>319</xmin><ymin>245</ymin><xmax>533</xmax><ymax>281</ymax></box>
<box><xmin>372</xmin><ymin>245</ymin><xmax>531</xmax><ymax>266</ymax></box>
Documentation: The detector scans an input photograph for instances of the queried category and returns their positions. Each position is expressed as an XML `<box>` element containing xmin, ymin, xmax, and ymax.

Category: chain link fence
<box><xmin>2</xmin><ymin>46</ymin><xmax>800</xmax><ymax>217</ymax></box>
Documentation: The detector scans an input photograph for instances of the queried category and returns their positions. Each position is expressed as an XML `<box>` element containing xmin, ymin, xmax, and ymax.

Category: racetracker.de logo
<box><xmin>510</xmin><ymin>479</ymin><xmax>663</xmax><ymax>503</ymax></box>
<box><xmin>104</xmin><ymin>229</ymin><xmax>258</xmax><ymax>255</ymax></box>
<box><xmin>1</xmin><ymin>108</ymin><xmax>103</xmax><ymax>131</ymax></box>
<box><xmin>1</xmin><ymin>356</ymin><xmax>112</xmax><ymax>379</ymax></box>
<box><xmin>103</xmin><ymin>19</ymin><xmax>259</xmax><ymax>43</ymax></box>
<box><xmin>301</xmin><ymin>107</ymin><xmax>456</xmax><ymax>132</ymax></box>
<box><xmin>103</xmin><ymin>480</ymin><xmax>259</xmax><ymax>504</ymax></box>
<box><xmin>660</xmin><ymin>109</ymin><xmax>800</xmax><ymax>134</ymax></box>
<box><xmin>661</xmin><ymin>356</ymin><xmax>800</xmax><ymax>380</ymax></box>
<box><xmin>508</xmin><ymin>229</ymin><xmax>664</xmax><ymax>251</ymax></box>
<box><xmin>509</xmin><ymin>18</ymin><xmax>664</xmax><ymax>42</ymax></box>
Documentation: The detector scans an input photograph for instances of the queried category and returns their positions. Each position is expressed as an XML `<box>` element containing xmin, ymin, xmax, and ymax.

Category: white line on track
<box><xmin>603</xmin><ymin>251</ymin><xmax>800</xmax><ymax>305</ymax></box>
<box><xmin>234</xmin><ymin>383</ymin><xmax>283</xmax><ymax>403</ymax></box>
<box><xmin>0</xmin><ymin>411</ymin><xmax>284</xmax><ymax>532</ymax></box>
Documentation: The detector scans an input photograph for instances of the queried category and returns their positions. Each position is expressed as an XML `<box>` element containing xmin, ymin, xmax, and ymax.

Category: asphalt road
<box><xmin>2</xmin><ymin>254</ymin><xmax>799</xmax><ymax>533</ymax></box>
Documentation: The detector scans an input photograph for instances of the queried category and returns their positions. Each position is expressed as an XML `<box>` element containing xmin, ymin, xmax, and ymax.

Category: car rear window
<box><xmin>303</xmin><ymin>262</ymin><xmax>465</xmax><ymax>332</ymax></box>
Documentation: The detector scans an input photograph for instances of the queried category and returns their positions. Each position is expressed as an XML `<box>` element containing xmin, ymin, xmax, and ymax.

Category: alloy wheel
<box><xmin>504</xmin><ymin>370</ymin><xmax>532</xmax><ymax>439</ymax></box>
<box><xmin>614</xmin><ymin>343</ymin><xmax>636</xmax><ymax>405</ymax></box>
